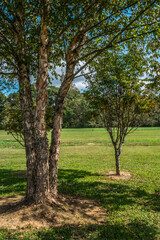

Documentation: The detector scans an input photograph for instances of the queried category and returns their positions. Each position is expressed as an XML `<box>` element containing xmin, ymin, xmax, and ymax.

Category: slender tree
<box><xmin>85</xmin><ymin>46</ymin><xmax>158</xmax><ymax>175</ymax></box>
<box><xmin>0</xmin><ymin>92</ymin><xmax>6</xmax><ymax>129</ymax></box>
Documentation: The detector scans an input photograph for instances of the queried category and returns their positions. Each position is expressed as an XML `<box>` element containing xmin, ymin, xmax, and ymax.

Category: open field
<box><xmin>0</xmin><ymin>128</ymin><xmax>160</xmax><ymax>239</ymax></box>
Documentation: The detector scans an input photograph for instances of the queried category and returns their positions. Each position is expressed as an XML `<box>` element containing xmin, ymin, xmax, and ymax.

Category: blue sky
<box><xmin>1</xmin><ymin>74</ymin><xmax>87</xmax><ymax>96</ymax></box>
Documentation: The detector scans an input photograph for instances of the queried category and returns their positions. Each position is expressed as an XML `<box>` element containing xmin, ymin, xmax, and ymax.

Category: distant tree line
<box><xmin>0</xmin><ymin>85</ymin><xmax>160</xmax><ymax>133</ymax></box>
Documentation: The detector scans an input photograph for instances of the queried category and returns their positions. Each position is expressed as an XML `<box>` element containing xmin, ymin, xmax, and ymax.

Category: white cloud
<box><xmin>74</xmin><ymin>79</ymin><xmax>87</xmax><ymax>91</ymax></box>
<box><xmin>49</xmin><ymin>61</ymin><xmax>90</xmax><ymax>91</ymax></box>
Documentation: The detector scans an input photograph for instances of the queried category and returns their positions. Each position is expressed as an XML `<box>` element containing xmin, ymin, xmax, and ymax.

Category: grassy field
<box><xmin>0</xmin><ymin>128</ymin><xmax>160</xmax><ymax>239</ymax></box>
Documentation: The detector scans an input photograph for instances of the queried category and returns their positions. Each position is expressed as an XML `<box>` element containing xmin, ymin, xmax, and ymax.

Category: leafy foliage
<box><xmin>0</xmin><ymin>92</ymin><xmax>6</xmax><ymax>130</ymax></box>
<box><xmin>3</xmin><ymin>93</ymin><xmax>24</xmax><ymax>146</ymax></box>
<box><xmin>85</xmin><ymin>45</ymin><xmax>158</xmax><ymax>174</ymax></box>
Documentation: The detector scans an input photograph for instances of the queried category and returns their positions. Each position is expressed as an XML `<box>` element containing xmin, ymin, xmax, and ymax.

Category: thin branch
<box><xmin>74</xmin><ymin>0</ymin><xmax>140</xmax><ymax>51</ymax></box>
<box><xmin>0</xmin><ymin>50</ymin><xmax>18</xmax><ymax>69</ymax></box>
<box><xmin>0</xmin><ymin>72</ymin><xmax>17</xmax><ymax>75</ymax></box>
<box><xmin>74</xmin><ymin>71</ymin><xmax>96</xmax><ymax>79</ymax></box>
<box><xmin>71</xmin><ymin>0</ymin><xmax>157</xmax><ymax>78</ymax></box>
<box><xmin>0</xmin><ymin>9</ymin><xmax>18</xmax><ymax>34</ymax></box>
<box><xmin>51</xmin><ymin>0</ymin><xmax>101</xmax><ymax>44</ymax></box>
<box><xmin>114</xmin><ymin>29</ymin><xmax>157</xmax><ymax>45</ymax></box>
<box><xmin>126</xmin><ymin>126</ymin><xmax>139</xmax><ymax>135</ymax></box>
<box><xmin>0</xmin><ymin>30</ymin><xmax>18</xmax><ymax>58</ymax></box>
<box><xmin>11</xmin><ymin>132</ymin><xmax>25</xmax><ymax>147</ymax></box>
<box><xmin>74</xmin><ymin>19</ymin><xmax>158</xmax><ymax>52</ymax></box>
<box><xmin>127</xmin><ymin>21</ymin><xmax>158</xmax><ymax>31</ymax></box>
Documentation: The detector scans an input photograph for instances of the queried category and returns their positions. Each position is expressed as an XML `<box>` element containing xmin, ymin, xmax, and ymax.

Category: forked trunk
<box><xmin>17</xmin><ymin>0</ymin><xmax>50</xmax><ymax>203</ymax></box>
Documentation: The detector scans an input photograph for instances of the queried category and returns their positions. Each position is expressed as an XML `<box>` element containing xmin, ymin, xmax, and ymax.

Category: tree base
<box><xmin>0</xmin><ymin>194</ymin><xmax>106</xmax><ymax>230</ymax></box>
<box><xmin>102</xmin><ymin>171</ymin><xmax>132</xmax><ymax>180</ymax></box>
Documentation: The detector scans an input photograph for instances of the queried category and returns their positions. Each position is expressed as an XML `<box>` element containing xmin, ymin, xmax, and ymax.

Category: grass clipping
<box><xmin>0</xmin><ymin>195</ymin><xmax>106</xmax><ymax>230</ymax></box>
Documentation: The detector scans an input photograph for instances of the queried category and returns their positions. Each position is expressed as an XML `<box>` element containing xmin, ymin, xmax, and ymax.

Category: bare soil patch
<box><xmin>86</xmin><ymin>143</ymin><xmax>104</xmax><ymax>146</ymax></box>
<box><xmin>102</xmin><ymin>171</ymin><xmax>132</xmax><ymax>180</ymax></box>
<box><xmin>0</xmin><ymin>195</ymin><xmax>106</xmax><ymax>230</ymax></box>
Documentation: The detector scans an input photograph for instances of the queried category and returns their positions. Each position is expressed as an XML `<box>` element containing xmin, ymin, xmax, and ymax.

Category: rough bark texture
<box><xmin>34</xmin><ymin>0</ymin><xmax>50</xmax><ymax>202</ymax></box>
<box><xmin>14</xmin><ymin>2</ymin><xmax>87</xmax><ymax>201</ymax></box>
<box><xmin>115</xmin><ymin>152</ymin><xmax>120</xmax><ymax>175</ymax></box>
<box><xmin>15</xmin><ymin>0</ymin><xmax>50</xmax><ymax>203</ymax></box>
<box><xmin>14</xmin><ymin>1</ymin><xmax>36</xmax><ymax>201</ymax></box>
<box><xmin>18</xmin><ymin>64</ymin><xmax>36</xmax><ymax>200</ymax></box>
<box><xmin>114</xmin><ymin>145</ymin><xmax>122</xmax><ymax>176</ymax></box>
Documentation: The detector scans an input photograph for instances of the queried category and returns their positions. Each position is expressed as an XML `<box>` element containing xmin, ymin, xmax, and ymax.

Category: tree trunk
<box><xmin>34</xmin><ymin>0</ymin><xmax>50</xmax><ymax>202</ymax></box>
<box><xmin>18</xmin><ymin>63</ymin><xmax>36</xmax><ymax>201</ymax></box>
<box><xmin>49</xmin><ymin>64</ymin><xmax>76</xmax><ymax>197</ymax></box>
<box><xmin>15</xmin><ymin>0</ymin><xmax>50</xmax><ymax>203</ymax></box>
<box><xmin>14</xmin><ymin>1</ymin><xmax>37</xmax><ymax>201</ymax></box>
<box><xmin>49</xmin><ymin>29</ymin><xmax>87</xmax><ymax>198</ymax></box>
<box><xmin>114</xmin><ymin>145</ymin><xmax>122</xmax><ymax>175</ymax></box>
<box><xmin>115</xmin><ymin>151</ymin><xmax>120</xmax><ymax>175</ymax></box>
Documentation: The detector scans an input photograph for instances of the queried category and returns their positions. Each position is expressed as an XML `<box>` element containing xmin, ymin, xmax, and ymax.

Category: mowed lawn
<box><xmin>0</xmin><ymin>128</ymin><xmax>160</xmax><ymax>239</ymax></box>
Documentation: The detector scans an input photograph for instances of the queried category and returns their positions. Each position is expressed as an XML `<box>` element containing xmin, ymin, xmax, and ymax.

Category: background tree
<box><xmin>85</xmin><ymin>46</ymin><xmax>158</xmax><ymax>175</ymax></box>
<box><xmin>3</xmin><ymin>93</ymin><xmax>24</xmax><ymax>146</ymax></box>
<box><xmin>0</xmin><ymin>92</ymin><xmax>6</xmax><ymax>130</ymax></box>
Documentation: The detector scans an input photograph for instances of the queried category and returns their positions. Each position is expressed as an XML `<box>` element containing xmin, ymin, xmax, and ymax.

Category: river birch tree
<box><xmin>0</xmin><ymin>0</ymin><xmax>159</xmax><ymax>202</ymax></box>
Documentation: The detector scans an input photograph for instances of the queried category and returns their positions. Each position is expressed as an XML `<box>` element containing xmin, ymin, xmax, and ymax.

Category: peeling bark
<box><xmin>13</xmin><ymin>1</ymin><xmax>87</xmax><ymax>201</ymax></box>
<box><xmin>14</xmin><ymin>1</ymin><xmax>36</xmax><ymax>201</ymax></box>
<box><xmin>34</xmin><ymin>0</ymin><xmax>50</xmax><ymax>202</ymax></box>
<box><xmin>15</xmin><ymin>0</ymin><xmax>50</xmax><ymax>203</ymax></box>
<box><xmin>18</xmin><ymin>63</ymin><xmax>36</xmax><ymax>200</ymax></box>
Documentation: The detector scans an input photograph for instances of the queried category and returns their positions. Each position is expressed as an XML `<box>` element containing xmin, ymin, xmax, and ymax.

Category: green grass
<box><xmin>0</xmin><ymin>128</ymin><xmax>160</xmax><ymax>239</ymax></box>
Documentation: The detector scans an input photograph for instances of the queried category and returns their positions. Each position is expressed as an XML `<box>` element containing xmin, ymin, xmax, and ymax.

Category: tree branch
<box><xmin>51</xmin><ymin>0</ymin><xmax>101</xmax><ymax>44</ymax></box>
<box><xmin>74</xmin><ymin>71</ymin><xmax>96</xmax><ymax>79</ymax></box>
<box><xmin>0</xmin><ymin>50</ymin><xmax>18</xmax><ymax>70</ymax></box>
<box><xmin>71</xmin><ymin>0</ymin><xmax>157</xmax><ymax>78</ymax></box>
<box><xmin>0</xmin><ymin>9</ymin><xmax>18</xmax><ymax>34</ymax></box>
<box><xmin>0</xmin><ymin>30</ymin><xmax>18</xmax><ymax>58</ymax></box>
<box><xmin>74</xmin><ymin>0</ymin><xmax>140</xmax><ymax>51</ymax></box>
<box><xmin>10</xmin><ymin>132</ymin><xmax>25</xmax><ymax>147</ymax></box>
<box><xmin>0</xmin><ymin>72</ymin><xmax>17</xmax><ymax>75</ymax></box>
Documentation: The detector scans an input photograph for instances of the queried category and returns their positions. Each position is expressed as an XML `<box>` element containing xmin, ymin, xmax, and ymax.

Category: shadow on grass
<box><xmin>0</xmin><ymin>222</ymin><xmax>158</xmax><ymax>240</ymax></box>
<box><xmin>0</xmin><ymin>168</ymin><xmax>159</xmax><ymax>239</ymax></box>
<box><xmin>0</xmin><ymin>168</ymin><xmax>159</xmax><ymax>212</ymax></box>
<box><xmin>0</xmin><ymin>169</ymin><xmax>26</xmax><ymax>196</ymax></box>
<box><xmin>58</xmin><ymin>169</ymin><xmax>160</xmax><ymax>212</ymax></box>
